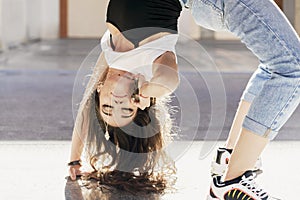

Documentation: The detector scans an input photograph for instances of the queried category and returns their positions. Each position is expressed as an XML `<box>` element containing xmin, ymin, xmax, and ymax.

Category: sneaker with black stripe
<box><xmin>207</xmin><ymin>170</ymin><xmax>277</xmax><ymax>200</ymax></box>
<box><xmin>211</xmin><ymin>147</ymin><xmax>263</xmax><ymax>176</ymax></box>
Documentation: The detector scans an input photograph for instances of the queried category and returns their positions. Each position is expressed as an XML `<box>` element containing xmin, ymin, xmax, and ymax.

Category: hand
<box><xmin>133</xmin><ymin>73</ymin><xmax>147</xmax><ymax>89</ymax></box>
<box><xmin>69</xmin><ymin>165</ymin><xmax>82</xmax><ymax>181</ymax></box>
<box><xmin>131</xmin><ymin>94</ymin><xmax>150</xmax><ymax>110</ymax></box>
<box><xmin>131</xmin><ymin>74</ymin><xmax>151</xmax><ymax>110</ymax></box>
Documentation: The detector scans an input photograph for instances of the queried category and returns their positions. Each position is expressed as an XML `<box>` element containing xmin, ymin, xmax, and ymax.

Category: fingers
<box><xmin>130</xmin><ymin>96</ymin><xmax>150</xmax><ymax>110</ymax></box>
<box><xmin>69</xmin><ymin>166</ymin><xmax>82</xmax><ymax>181</ymax></box>
<box><xmin>69</xmin><ymin>167</ymin><xmax>76</xmax><ymax>181</ymax></box>
<box><xmin>140</xmin><ymin>95</ymin><xmax>150</xmax><ymax>109</ymax></box>
<box><xmin>131</xmin><ymin>99</ymin><xmax>146</xmax><ymax>110</ymax></box>
<box><xmin>134</xmin><ymin>73</ymin><xmax>147</xmax><ymax>89</ymax></box>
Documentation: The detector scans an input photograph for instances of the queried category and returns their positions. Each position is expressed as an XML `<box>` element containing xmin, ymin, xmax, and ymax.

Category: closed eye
<box><xmin>121</xmin><ymin>108</ymin><xmax>134</xmax><ymax>118</ymax></box>
<box><xmin>102</xmin><ymin>105</ymin><xmax>135</xmax><ymax>118</ymax></box>
<box><xmin>103</xmin><ymin>104</ymin><xmax>113</xmax><ymax>109</ymax></box>
<box><xmin>102</xmin><ymin>104</ymin><xmax>112</xmax><ymax>116</ymax></box>
<box><xmin>122</xmin><ymin>108</ymin><xmax>134</xmax><ymax>114</ymax></box>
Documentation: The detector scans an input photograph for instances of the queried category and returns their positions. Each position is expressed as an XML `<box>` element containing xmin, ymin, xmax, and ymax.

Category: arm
<box><xmin>140</xmin><ymin>51</ymin><xmax>179</xmax><ymax>98</ymax></box>
<box><xmin>69</xmin><ymin>52</ymin><xmax>108</xmax><ymax>180</ymax></box>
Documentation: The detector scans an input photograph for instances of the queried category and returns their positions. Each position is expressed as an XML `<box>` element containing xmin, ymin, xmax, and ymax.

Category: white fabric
<box><xmin>101</xmin><ymin>30</ymin><xmax>178</xmax><ymax>81</ymax></box>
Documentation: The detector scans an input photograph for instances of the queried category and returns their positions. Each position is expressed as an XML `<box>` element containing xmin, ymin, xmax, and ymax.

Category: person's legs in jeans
<box><xmin>225</xmin><ymin>66</ymin><xmax>272</xmax><ymax>149</ymax></box>
<box><xmin>187</xmin><ymin>0</ymin><xmax>276</xmax><ymax>153</ymax></box>
<box><xmin>222</xmin><ymin>0</ymin><xmax>300</xmax><ymax>180</ymax></box>
<box><xmin>188</xmin><ymin>0</ymin><xmax>300</xmax><ymax>181</ymax></box>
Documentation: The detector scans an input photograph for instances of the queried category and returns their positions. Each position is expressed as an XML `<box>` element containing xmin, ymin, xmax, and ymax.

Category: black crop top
<box><xmin>106</xmin><ymin>0</ymin><xmax>182</xmax><ymax>47</ymax></box>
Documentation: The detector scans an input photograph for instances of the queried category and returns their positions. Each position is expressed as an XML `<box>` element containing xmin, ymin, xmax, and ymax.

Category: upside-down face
<box><xmin>99</xmin><ymin>69</ymin><xmax>138</xmax><ymax>127</ymax></box>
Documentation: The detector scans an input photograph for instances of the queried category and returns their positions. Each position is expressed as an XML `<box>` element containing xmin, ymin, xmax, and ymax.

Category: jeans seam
<box><xmin>200</xmin><ymin>0</ymin><xmax>223</xmax><ymax>16</ymax></box>
<box><xmin>244</xmin><ymin>116</ymin><xmax>269</xmax><ymax>130</ymax></box>
<box><xmin>237</xmin><ymin>0</ymin><xmax>300</xmax><ymax>66</ymax></box>
<box><xmin>270</xmin><ymin>79</ymin><xmax>300</xmax><ymax>130</ymax></box>
<box><xmin>244</xmin><ymin>80</ymin><xmax>300</xmax><ymax>134</ymax></box>
<box><xmin>200</xmin><ymin>0</ymin><xmax>226</xmax><ymax>28</ymax></box>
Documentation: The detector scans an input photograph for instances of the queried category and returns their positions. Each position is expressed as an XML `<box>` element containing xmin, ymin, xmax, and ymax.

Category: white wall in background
<box><xmin>26</xmin><ymin>0</ymin><xmax>42</xmax><ymax>40</ymax></box>
<box><xmin>1</xmin><ymin>0</ymin><xmax>27</xmax><ymax>49</ymax></box>
<box><xmin>68</xmin><ymin>0</ymin><xmax>109</xmax><ymax>38</ymax></box>
<box><xmin>40</xmin><ymin>0</ymin><xmax>59</xmax><ymax>39</ymax></box>
<box><xmin>0</xmin><ymin>0</ymin><xmax>59</xmax><ymax>50</ymax></box>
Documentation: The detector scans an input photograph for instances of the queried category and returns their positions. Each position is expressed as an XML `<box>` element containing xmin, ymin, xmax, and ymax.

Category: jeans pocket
<box><xmin>190</xmin><ymin>0</ymin><xmax>226</xmax><ymax>31</ymax></box>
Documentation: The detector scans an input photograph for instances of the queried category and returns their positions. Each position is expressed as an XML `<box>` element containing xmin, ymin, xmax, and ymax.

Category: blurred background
<box><xmin>0</xmin><ymin>0</ymin><xmax>299</xmax><ymax>49</ymax></box>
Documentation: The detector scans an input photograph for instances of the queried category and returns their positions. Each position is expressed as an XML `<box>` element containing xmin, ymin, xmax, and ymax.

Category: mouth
<box><xmin>111</xmin><ymin>92</ymin><xmax>127</xmax><ymax>98</ymax></box>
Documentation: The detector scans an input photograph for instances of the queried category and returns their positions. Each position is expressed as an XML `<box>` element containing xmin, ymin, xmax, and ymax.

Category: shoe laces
<box><xmin>240</xmin><ymin>173</ymin><xmax>269</xmax><ymax>199</ymax></box>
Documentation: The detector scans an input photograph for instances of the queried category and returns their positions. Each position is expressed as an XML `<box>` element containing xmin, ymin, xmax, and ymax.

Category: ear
<box><xmin>97</xmin><ymin>82</ymin><xmax>103</xmax><ymax>93</ymax></box>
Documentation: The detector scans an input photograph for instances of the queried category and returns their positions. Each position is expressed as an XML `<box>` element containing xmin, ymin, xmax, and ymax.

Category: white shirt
<box><xmin>101</xmin><ymin>30</ymin><xmax>178</xmax><ymax>81</ymax></box>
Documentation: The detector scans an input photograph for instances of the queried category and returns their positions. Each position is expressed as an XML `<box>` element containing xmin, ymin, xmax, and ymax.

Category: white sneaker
<box><xmin>207</xmin><ymin>171</ymin><xmax>278</xmax><ymax>200</ymax></box>
<box><xmin>211</xmin><ymin>148</ymin><xmax>262</xmax><ymax>176</ymax></box>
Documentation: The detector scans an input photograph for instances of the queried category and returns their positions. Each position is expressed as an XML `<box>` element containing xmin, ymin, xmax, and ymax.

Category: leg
<box><xmin>211</xmin><ymin>67</ymin><xmax>270</xmax><ymax>176</ymax></box>
<box><xmin>223</xmin><ymin>0</ymin><xmax>300</xmax><ymax>180</ymax></box>
<box><xmin>224</xmin><ymin>128</ymin><xmax>269</xmax><ymax>180</ymax></box>
<box><xmin>225</xmin><ymin>100</ymin><xmax>250</xmax><ymax>149</ymax></box>
<box><xmin>189</xmin><ymin>0</ymin><xmax>300</xmax><ymax>179</ymax></box>
<box><xmin>226</xmin><ymin>65</ymin><xmax>272</xmax><ymax>149</ymax></box>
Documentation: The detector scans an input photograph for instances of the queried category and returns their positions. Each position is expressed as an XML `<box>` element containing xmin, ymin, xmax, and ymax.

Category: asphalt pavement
<box><xmin>0</xmin><ymin>39</ymin><xmax>299</xmax><ymax>141</ymax></box>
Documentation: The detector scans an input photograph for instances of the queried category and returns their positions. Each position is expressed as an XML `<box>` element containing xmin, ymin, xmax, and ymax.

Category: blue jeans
<box><xmin>181</xmin><ymin>0</ymin><xmax>300</xmax><ymax>140</ymax></box>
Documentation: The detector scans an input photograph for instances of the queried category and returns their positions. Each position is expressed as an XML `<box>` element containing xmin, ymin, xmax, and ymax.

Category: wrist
<box><xmin>68</xmin><ymin>160</ymin><xmax>82</xmax><ymax>166</ymax></box>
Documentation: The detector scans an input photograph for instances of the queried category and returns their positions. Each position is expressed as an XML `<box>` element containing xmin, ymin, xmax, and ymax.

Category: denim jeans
<box><xmin>181</xmin><ymin>0</ymin><xmax>300</xmax><ymax>139</ymax></box>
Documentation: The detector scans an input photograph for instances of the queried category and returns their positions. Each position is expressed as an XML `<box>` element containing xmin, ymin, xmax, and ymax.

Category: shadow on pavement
<box><xmin>65</xmin><ymin>177</ymin><xmax>163</xmax><ymax>200</ymax></box>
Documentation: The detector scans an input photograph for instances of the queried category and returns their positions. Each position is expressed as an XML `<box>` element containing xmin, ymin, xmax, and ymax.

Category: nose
<box><xmin>111</xmin><ymin>93</ymin><xmax>127</xmax><ymax>104</ymax></box>
<box><xmin>114</xmin><ymin>99</ymin><xmax>123</xmax><ymax>104</ymax></box>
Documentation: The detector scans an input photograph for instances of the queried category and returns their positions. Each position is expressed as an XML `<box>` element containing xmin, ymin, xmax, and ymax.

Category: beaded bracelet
<box><xmin>67</xmin><ymin>160</ymin><xmax>82</xmax><ymax>166</ymax></box>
